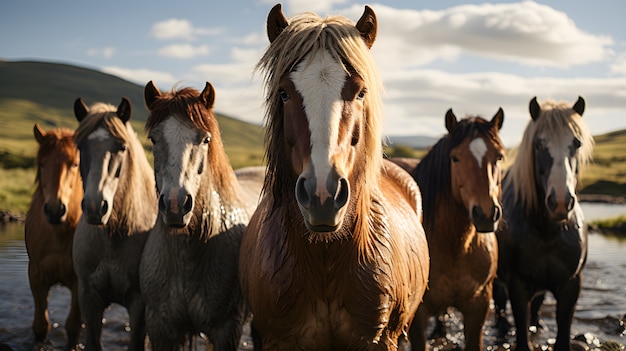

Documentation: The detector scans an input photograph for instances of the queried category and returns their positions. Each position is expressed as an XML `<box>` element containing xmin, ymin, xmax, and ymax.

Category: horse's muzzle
<box><xmin>159</xmin><ymin>188</ymin><xmax>194</xmax><ymax>228</ymax></box>
<box><xmin>295</xmin><ymin>172</ymin><xmax>350</xmax><ymax>233</ymax></box>
<box><xmin>471</xmin><ymin>204</ymin><xmax>501</xmax><ymax>233</ymax></box>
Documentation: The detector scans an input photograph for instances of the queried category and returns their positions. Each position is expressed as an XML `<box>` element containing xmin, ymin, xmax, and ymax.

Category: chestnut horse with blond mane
<box><xmin>239</xmin><ymin>4</ymin><xmax>429</xmax><ymax>350</ymax></box>
<box><xmin>25</xmin><ymin>124</ymin><xmax>83</xmax><ymax>351</ymax></box>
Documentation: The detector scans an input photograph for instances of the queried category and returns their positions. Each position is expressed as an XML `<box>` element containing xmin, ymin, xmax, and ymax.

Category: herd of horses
<box><xmin>23</xmin><ymin>4</ymin><xmax>594</xmax><ymax>351</ymax></box>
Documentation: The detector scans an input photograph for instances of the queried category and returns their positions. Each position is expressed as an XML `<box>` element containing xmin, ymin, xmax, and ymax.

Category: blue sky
<box><xmin>1</xmin><ymin>0</ymin><xmax>625</xmax><ymax>147</ymax></box>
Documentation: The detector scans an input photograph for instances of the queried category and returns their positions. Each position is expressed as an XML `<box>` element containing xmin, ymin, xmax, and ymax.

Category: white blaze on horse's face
<box><xmin>535</xmin><ymin>130</ymin><xmax>579</xmax><ymax>220</ymax></box>
<box><xmin>150</xmin><ymin>117</ymin><xmax>210</xmax><ymax>228</ymax></box>
<box><xmin>285</xmin><ymin>49</ymin><xmax>359</xmax><ymax>233</ymax></box>
<box><xmin>469</xmin><ymin>138</ymin><xmax>487</xmax><ymax>169</ymax></box>
<box><xmin>79</xmin><ymin>127</ymin><xmax>125</xmax><ymax>225</ymax></box>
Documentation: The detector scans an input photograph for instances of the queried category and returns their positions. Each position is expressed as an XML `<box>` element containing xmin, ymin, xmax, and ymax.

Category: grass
<box><xmin>0</xmin><ymin>168</ymin><xmax>36</xmax><ymax>215</ymax></box>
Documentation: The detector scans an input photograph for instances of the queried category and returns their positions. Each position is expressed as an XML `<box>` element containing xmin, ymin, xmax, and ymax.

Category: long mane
<box><xmin>416</xmin><ymin>116</ymin><xmax>505</xmax><ymax>230</ymax></box>
<box><xmin>506</xmin><ymin>99</ymin><xmax>594</xmax><ymax>214</ymax></box>
<box><xmin>74</xmin><ymin>102</ymin><xmax>156</xmax><ymax>233</ymax></box>
<box><xmin>145</xmin><ymin>86</ymin><xmax>246</xmax><ymax>240</ymax></box>
<box><xmin>256</xmin><ymin>11</ymin><xmax>385</xmax><ymax>209</ymax></box>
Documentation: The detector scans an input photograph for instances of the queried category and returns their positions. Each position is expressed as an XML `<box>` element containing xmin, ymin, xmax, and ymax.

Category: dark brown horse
<box><xmin>239</xmin><ymin>4</ymin><xmax>430</xmax><ymax>350</ymax></box>
<box><xmin>25</xmin><ymin>124</ymin><xmax>83</xmax><ymax>351</ymax></box>
<box><xmin>494</xmin><ymin>96</ymin><xmax>594</xmax><ymax>351</ymax></box>
<box><xmin>73</xmin><ymin>98</ymin><xmax>157</xmax><ymax>351</ymax></box>
<box><xmin>392</xmin><ymin>109</ymin><xmax>505</xmax><ymax>351</ymax></box>
<box><xmin>140</xmin><ymin>81</ymin><xmax>265</xmax><ymax>350</ymax></box>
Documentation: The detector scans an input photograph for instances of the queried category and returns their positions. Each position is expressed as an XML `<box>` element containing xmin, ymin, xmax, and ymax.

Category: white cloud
<box><xmin>343</xmin><ymin>1</ymin><xmax>613</xmax><ymax>69</ymax></box>
<box><xmin>86</xmin><ymin>47</ymin><xmax>116</xmax><ymax>59</ymax></box>
<box><xmin>101</xmin><ymin>66</ymin><xmax>178</xmax><ymax>86</ymax></box>
<box><xmin>611</xmin><ymin>53</ymin><xmax>626</xmax><ymax>76</ymax></box>
<box><xmin>151</xmin><ymin>19</ymin><xmax>222</xmax><ymax>41</ymax></box>
<box><xmin>158</xmin><ymin>44</ymin><xmax>210</xmax><ymax>59</ymax></box>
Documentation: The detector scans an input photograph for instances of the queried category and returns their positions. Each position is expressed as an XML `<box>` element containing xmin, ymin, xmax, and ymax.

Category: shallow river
<box><xmin>0</xmin><ymin>203</ymin><xmax>624</xmax><ymax>350</ymax></box>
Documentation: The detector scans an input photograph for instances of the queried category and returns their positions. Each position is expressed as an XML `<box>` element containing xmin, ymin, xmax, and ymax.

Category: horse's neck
<box><xmin>429</xmin><ymin>198</ymin><xmax>476</xmax><ymax>253</ymax></box>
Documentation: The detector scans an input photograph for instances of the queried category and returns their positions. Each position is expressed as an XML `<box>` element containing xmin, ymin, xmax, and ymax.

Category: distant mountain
<box><xmin>387</xmin><ymin>134</ymin><xmax>440</xmax><ymax>150</ymax></box>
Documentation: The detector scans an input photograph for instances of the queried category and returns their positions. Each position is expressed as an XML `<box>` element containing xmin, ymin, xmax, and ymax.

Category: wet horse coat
<box><xmin>140</xmin><ymin>81</ymin><xmax>264</xmax><ymax>350</ymax></box>
<box><xmin>494</xmin><ymin>96</ymin><xmax>593</xmax><ymax>351</ymax></box>
<box><xmin>25</xmin><ymin>124</ymin><xmax>83</xmax><ymax>350</ymax></box>
<box><xmin>72</xmin><ymin>97</ymin><xmax>157</xmax><ymax>351</ymax></box>
<box><xmin>393</xmin><ymin>109</ymin><xmax>505</xmax><ymax>351</ymax></box>
<box><xmin>240</xmin><ymin>4</ymin><xmax>429</xmax><ymax>350</ymax></box>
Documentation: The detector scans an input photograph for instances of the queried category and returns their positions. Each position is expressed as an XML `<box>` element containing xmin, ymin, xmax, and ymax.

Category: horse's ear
<box><xmin>356</xmin><ymin>5</ymin><xmax>377</xmax><ymax>49</ymax></box>
<box><xmin>144</xmin><ymin>80</ymin><xmax>161</xmax><ymax>111</ymax></box>
<box><xmin>117</xmin><ymin>97</ymin><xmax>132</xmax><ymax>123</ymax></box>
<box><xmin>267</xmin><ymin>3</ymin><xmax>288</xmax><ymax>43</ymax></box>
<box><xmin>74</xmin><ymin>98</ymin><xmax>89</xmax><ymax>122</ymax></box>
<box><xmin>491</xmin><ymin>107</ymin><xmax>504</xmax><ymax>131</ymax></box>
<box><xmin>200</xmin><ymin>82</ymin><xmax>216</xmax><ymax>109</ymax></box>
<box><xmin>529</xmin><ymin>96</ymin><xmax>541</xmax><ymax>121</ymax></box>
<box><xmin>34</xmin><ymin>123</ymin><xmax>46</xmax><ymax>144</ymax></box>
<box><xmin>445</xmin><ymin>108</ymin><xmax>458</xmax><ymax>133</ymax></box>
<box><xmin>572</xmin><ymin>96</ymin><xmax>585</xmax><ymax>117</ymax></box>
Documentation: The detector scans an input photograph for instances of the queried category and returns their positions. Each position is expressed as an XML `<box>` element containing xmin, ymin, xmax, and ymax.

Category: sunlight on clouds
<box><xmin>345</xmin><ymin>1</ymin><xmax>612</xmax><ymax>69</ymax></box>
<box><xmin>151</xmin><ymin>19</ymin><xmax>222</xmax><ymax>41</ymax></box>
<box><xmin>158</xmin><ymin>44</ymin><xmax>210</xmax><ymax>59</ymax></box>
<box><xmin>101</xmin><ymin>66</ymin><xmax>178</xmax><ymax>86</ymax></box>
<box><xmin>87</xmin><ymin>47</ymin><xmax>116</xmax><ymax>59</ymax></box>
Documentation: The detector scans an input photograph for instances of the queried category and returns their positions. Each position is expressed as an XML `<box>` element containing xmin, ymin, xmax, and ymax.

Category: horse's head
<box><xmin>528</xmin><ymin>96</ymin><xmax>592</xmax><ymax>221</ymax></box>
<box><xmin>33</xmin><ymin>124</ymin><xmax>82</xmax><ymax>225</ymax></box>
<box><xmin>260</xmin><ymin>4</ymin><xmax>382</xmax><ymax>235</ymax></box>
<box><xmin>446</xmin><ymin>109</ymin><xmax>505</xmax><ymax>232</ymax></box>
<box><xmin>74</xmin><ymin>97</ymin><xmax>132</xmax><ymax>225</ymax></box>
<box><xmin>144</xmin><ymin>81</ymin><xmax>219</xmax><ymax>228</ymax></box>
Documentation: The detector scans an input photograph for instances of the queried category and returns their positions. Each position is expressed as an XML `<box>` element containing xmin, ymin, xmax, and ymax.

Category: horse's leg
<box><xmin>408</xmin><ymin>308</ymin><xmax>429</xmax><ymax>351</ymax></box>
<box><xmin>529</xmin><ymin>293</ymin><xmax>545</xmax><ymax>332</ymax></box>
<box><xmin>461</xmin><ymin>287</ymin><xmax>491</xmax><ymax>351</ymax></box>
<box><xmin>552</xmin><ymin>276</ymin><xmax>581</xmax><ymax>351</ymax></box>
<box><xmin>251</xmin><ymin>321</ymin><xmax>262</xmax><ymax>351</ymax></box>
<box><xmin>27</xmin><ymin>263</ymin><xmax>50</xmax><ymax>343</ymax></box>
<box><xmin>144</xmin><ymin>307</ymin><xmax>178</xmax><ymax>351</ymax></box>
<box><xmin>492</xmin><ymin>277</ymin><xmax>510</xmax><ymax>338</ymax></box>
<box><xmin>78</xmin><ymin>283</ymin><xmax>105</xmax><ymax>351</ymax></box>
<box><xmin>64</xmin><ymin>282</ymin><xmax>82</xmax><ymax>351</ymax></box>
<box><xmin>127</xmin><ymin>296</ymin><xmax>146</xmax><ymax>351</ymax></box>
<box><xmin>205</xmin><ymin>315</ymin><xmax>244</xmax><ymax>351</ymax></box>
<box><xmin>508</xmin><ymin>279</ymin><xmax>532</xmax><ymax>351</ymax></box>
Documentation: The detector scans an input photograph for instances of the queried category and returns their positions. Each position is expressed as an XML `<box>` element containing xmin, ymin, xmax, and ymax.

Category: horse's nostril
<box><xmin>183</xmin><ymin>194</ymin><xmax>193</xmax><ymax>214</ymax></box>
<box><xmin>100</xmin><ymin>201</ymin><xmax>109</xmax><ymax>217</ymax></box>
<box><xmin>566</xmin><ymin>194</ymin><xmax>576</xmax><ymax>211</ymax></box>
<box><xmin>43</xmin><ymin>203</ymin><xmax>50</xmax><ymax>216</ymax></box>
<box><xmin>547</xmin><ymin>193</ymin><xmax>557</xmax><ymax>211</ymax></box>
<box><xmin>472</xmin><ymin>205</ymin><xmax>482</xmax><ymax>220</ymax></box>
<box><xmin>295</xmin><ymin>177</ymin><xmax>311</xmax><ymax>208</ymax></box>
<box><xmin>158</xmin><ymin>194</ymin><xmax>167</xmax><ymax>212</ymax></box>
<box><xmin>59</xmin><ymin>203</ymin><xmax>67</xmax><ymax>216</ymax></box>
<box><xmin>81</xmin><ymin>199</ymin><xmax>86</xmax><ymax>212</ymax></box>
<box><xmin>334</xmin><ymin>178</ymin><xmax>349</xmax><ymax>210</ymax></box>
<box><xmin>493</xmin><ymin>206</ymin><xmax>501</xmax><ymax>222</ymax></box>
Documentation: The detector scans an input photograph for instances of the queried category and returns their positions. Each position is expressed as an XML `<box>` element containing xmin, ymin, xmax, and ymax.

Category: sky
<box><xmin>1</xmin><ymin>0</ymin><xmax>625</xmax><ymax>147</ymax></box>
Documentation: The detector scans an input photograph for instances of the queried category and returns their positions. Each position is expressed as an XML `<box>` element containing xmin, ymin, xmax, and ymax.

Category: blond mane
<box><xmin>74</xmin><ymin>102</ymin><xmax>156</xmax><ymax>233</ymax></box>
<box><xmin>506</xmin><ymin>99</ymin><xmax>594</xmax><ymax>214</ymax></box>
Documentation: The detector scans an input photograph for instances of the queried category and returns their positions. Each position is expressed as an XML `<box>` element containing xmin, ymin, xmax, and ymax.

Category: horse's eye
<box><xmin>450</xmin><ymin>155</ymin><xmax>459</xmax><ymax>163</ymax></box>
<box><xmin>119</xmin><ymin>144</ymin><xmax>127</xmax><ymax>152</ymax></box>
<box><xmin>148</xmin><ymin>136</ymin><xmax>155</xmax><ymax>144</ymax></box>
<box><xmin>573</xmin><ymin>138</ymin><xmax>582</xmax><ymax>149</ymax></box>
<box><xmin>203</xmin><ymin>134</ymin><xmax>211</xmax><ymax>144</ymax></box>
<box><xmin>357</xmin><ymin>89</ymin><xmax>367</xmax><ymax>100</ymax></box>
<box><xmin>279</xmin><ymin>89</ymin><xmax>289</xmax><ymax>103</ymax></box>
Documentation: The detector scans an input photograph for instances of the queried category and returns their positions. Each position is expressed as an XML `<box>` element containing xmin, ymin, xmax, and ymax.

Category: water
<box><xmin>0</xmin><ymin>203</ymin><xmax>625</xmax><ymax>350</ymax></box>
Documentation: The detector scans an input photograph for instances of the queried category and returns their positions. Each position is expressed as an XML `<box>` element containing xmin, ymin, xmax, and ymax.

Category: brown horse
<box><xmin>239</xmin><ymin>4</ymin><xmax>429</xmax><ymax>350</ymax></box>
<box><xmin>25</xmin><ymin>124</ymin><xmax>83</xmax><ymax>351</ymax></box>
<box><xmin>392</xmin><ymin>109</ymin><xmax>505</xmax><ymax>351</ymax></box>
<box><xmin>140</xmin><ymin>81</ymin><xmax>265</xmax><ymax>350</ymax></box>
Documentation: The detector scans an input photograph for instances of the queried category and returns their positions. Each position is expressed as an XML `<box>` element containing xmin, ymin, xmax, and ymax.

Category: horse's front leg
<box><xmin>460</xmin><ymin>286</ymin><xmax>491</xmax><ymax>351</ymax></box>
<box><xmin>205</xmin><ymin>313</ymin><xmax>244</xmax><ymax>351</ymax></box>
<box><xmin>553</xmin><ymin>275</ymin><xmax>581</xmax><ymax>351</ymax></box>
<box><xmin>408</xmin><ymin>307</ymin><xmax>429</xmax><ymax>351</ymax></box>
<box><xmin>127</xmin><ymin>295</ymin><xmax>147</xmax><ymax>351</ymax></box>
<box><xmin>507</xmin><ymin>279</ymin><xmax>532</xmax><ymax>351</ymax></box>
<box><xmin>492</xmin><ymin>277</ymin><xmax>510</xmax><ymax>338</ymax></box>
<box><xmin>27</xmin><ymin>263</ymin><xmax>50</xmax><ymax>343</ymax></box>
<box><xmin>65</xmin><ymin>282</ymin><xmax>82</xmax><ymax>351</ymax></box>
<box><xmin>78</xmin><ymin>282</ymin><xmax>105</xmax><ymax>351</ymax></box>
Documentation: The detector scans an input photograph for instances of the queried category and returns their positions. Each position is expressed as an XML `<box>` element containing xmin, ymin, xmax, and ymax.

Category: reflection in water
<box><xmin>0</xmin><ymin>202</ymin><xmax>624</xmax><ymax>350</ymax></box>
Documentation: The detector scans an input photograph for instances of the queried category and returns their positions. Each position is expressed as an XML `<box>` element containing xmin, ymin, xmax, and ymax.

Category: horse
<box><xmin>493</xmin><ymin>96</ymin><xmax>594</xmax><ymax>351</ymax></box>
<box><xmin>25</xmin><ymin>124</ymin><xmax>83</xmax><ymax>351</ymax></box>
<box><xmin>72</xmin><ymin>97</ymin><xmax>157</xmax><ymax>351</ymax></box>
<box><xmin>140</xmin><ymin>81</ymin><xmax>265</xmax><ymax>350</ymax></box>
<box><xmin>391</xmin><ymin>108</ymin><xmax>505</xmax><ymax>351</ymax></box>
<box><xmin>239</xmin><ymin>4</ymin><xmax>430</xmax><ymax>350</ymax></box>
